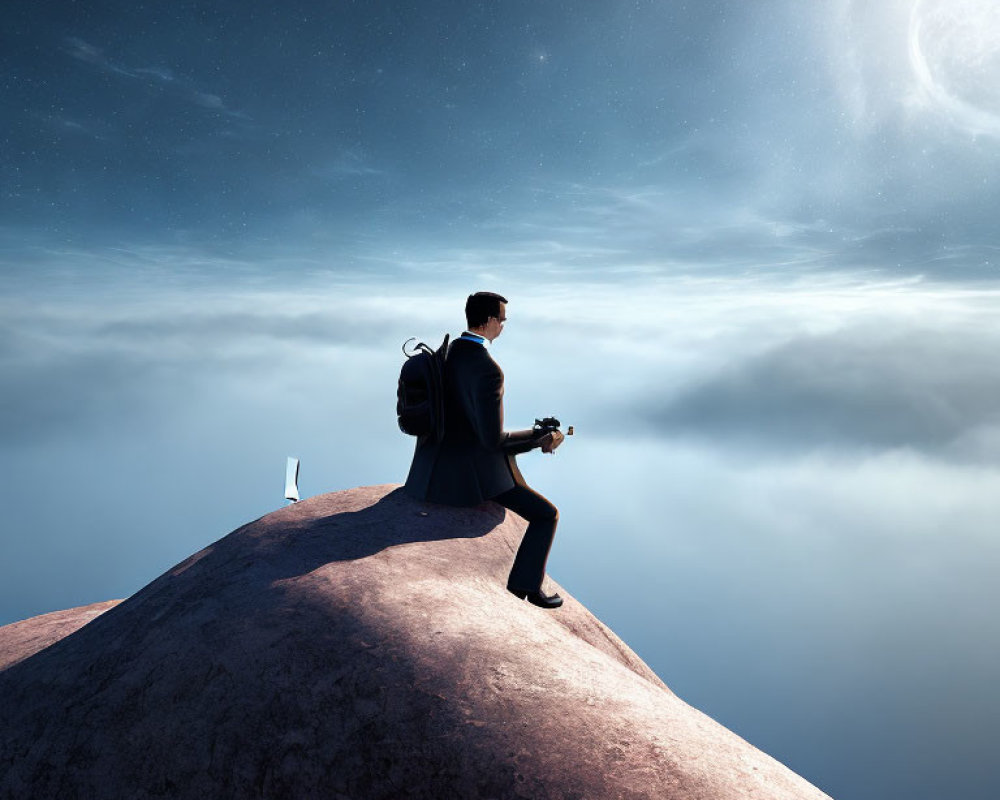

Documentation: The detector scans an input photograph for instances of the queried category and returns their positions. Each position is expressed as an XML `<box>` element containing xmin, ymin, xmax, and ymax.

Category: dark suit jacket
<box><xmin>405</xmin><ymin>337</ymin><xmax>535</xmax><ymax>506</ymax></box>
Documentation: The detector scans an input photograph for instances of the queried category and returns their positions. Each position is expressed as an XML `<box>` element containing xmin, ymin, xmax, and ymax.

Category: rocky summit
<box><xmin>0</xmin><ymin>484</ymin><xmax>832</xmax><ymax>800</ymax></box>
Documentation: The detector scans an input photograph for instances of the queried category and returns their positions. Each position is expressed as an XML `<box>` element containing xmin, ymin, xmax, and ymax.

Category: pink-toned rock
<box><xmin>0</xmin><ymin>484</ymin><xmax>832</xmax><ymax>800</ymax></box>
<box><xmin>0</xmin><ymin>599</ymin><xmax>122</xmax><ymax>671</ymax></box>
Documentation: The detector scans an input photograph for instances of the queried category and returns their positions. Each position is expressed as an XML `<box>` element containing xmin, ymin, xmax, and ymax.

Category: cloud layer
<box><xmin>647</xmin><ymin>322</ymin><xmax>1000</xmax><ymax>458</ymax></box>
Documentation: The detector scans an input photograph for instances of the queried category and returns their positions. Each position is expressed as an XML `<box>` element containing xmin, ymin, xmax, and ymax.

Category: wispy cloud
<box><xmin>438</xmin><ymin>182</ymin><xmax>845</xmax><ymax>277</ymax></box>
<box><xmin>63</xmin><ymin>36</ymin><xmax>248</xmax><ymax>121</ymax></box>
<box><xmin>133</xmin><ymin>66</ymin><xmax>176</xmax><ymax>83</ymax></box>
<box><xmin>30</xmin><ymin>112</ymin><xmax>115</xmax><ymax>143</ymax></box>
<box><xmin>313</xmin><ymin>149</ymin><xmax>388</xmax><ymax>179</ymax></box>
<box><xmin>64</xmin><ymin>37</ymin><xmax>110</xmax><ymax>67</ymax></box>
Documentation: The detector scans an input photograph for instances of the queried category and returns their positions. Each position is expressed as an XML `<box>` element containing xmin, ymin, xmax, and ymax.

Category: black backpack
<box><xmin>397</xmin><ymin>334</ymin><xmax>450</xmax><ymax>441</ymax></box>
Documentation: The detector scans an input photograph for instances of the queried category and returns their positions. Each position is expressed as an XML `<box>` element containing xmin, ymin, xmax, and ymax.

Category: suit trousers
<box><xmin>493</xmin><ymin>484</ymin><xmax>559</xmax><ymax>592</ymax></box>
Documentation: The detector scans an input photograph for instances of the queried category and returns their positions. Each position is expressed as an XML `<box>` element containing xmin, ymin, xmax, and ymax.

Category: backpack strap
<box><xmin>431</xmin><ymin>334</ymin><xmax>450</xmax><ymax>443</ymax></box>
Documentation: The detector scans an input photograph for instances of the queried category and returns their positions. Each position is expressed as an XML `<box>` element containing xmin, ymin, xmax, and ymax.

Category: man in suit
<box><xmin>404</xmin><ymin>291</ymin><xmax>565</xmax><ymax>609</ymax></box>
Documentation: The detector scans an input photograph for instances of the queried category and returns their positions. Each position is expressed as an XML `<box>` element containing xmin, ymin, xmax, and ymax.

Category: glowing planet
<box><xmin>909</xmin><ymin>0</ymin><xmax>1000</xmax><ymax>136</ymax></box>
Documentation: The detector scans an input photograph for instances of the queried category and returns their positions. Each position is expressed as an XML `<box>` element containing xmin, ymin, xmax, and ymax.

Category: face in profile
<box><xmin>486</xmin><ymin>303</ymin><xmax>507</xmax><ymax>341</ymax></box>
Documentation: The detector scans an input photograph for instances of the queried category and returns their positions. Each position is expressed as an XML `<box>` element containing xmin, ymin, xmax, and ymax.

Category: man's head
<box><xmin>465</xmin><ymin>291</ymin><xmax>508</xmax><ymax>341</ymax></box>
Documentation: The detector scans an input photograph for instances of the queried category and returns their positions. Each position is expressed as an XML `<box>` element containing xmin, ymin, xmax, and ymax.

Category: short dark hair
<box><xmin>465</xmin><ymin>291</ymin><xmax>508</xmax><ymax>329</ymax></box>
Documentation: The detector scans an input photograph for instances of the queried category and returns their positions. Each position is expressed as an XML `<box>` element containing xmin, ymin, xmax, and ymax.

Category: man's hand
<box><xmin>540</xmin><ymin>430</ymin><xmax>565</xmax><ymax>454</ymax></box>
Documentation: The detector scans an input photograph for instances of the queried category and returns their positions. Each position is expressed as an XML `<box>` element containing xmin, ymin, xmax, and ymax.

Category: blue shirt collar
<box><xmin>460</xmin><ymin>331</ymin><xmax>489</xmax><ymax>347</ymax></box>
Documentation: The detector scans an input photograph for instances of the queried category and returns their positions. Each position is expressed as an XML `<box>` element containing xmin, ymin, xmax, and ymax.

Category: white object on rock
<box><xmin>284</xmin><ymin>457</ymin><xmax>300</xmax><ymax>503</ymax></box>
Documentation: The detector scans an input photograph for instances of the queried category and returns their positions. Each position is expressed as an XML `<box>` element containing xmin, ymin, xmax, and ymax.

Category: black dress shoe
<box><xmin>507</xmin><ymin>585</ymin><xmax>563</xmax><ymax>609</ymax></box>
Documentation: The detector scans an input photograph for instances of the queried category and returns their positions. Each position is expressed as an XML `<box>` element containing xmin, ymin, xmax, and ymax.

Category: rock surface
<box><xmin>0</xmin><ymin>484</ymin><xmax>832</xmax><ymax>800</ymax></box>
<box><xmin>0</xmin><ymin>599</ymin><xmax>122</xmax><ymax>671</ymax></box>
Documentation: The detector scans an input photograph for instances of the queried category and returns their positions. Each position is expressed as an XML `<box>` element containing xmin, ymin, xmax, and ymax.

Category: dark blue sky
<box><xmin>4</xmin><ymin>3</ymin><xmax>1000</xmax><ymax>800</ymax></box>
<box><xmin>6</xmin><ymin>1</ymin><xmax>733</xmax><ymax>243</ymax></box>
<box><xmin>8</xmin><ymin>0</ymin><xmax>1000</xmax><ymax>271</ymax></box>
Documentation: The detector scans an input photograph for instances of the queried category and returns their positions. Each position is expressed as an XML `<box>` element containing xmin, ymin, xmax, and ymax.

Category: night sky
<box><xmin>4</xmin><ymin>2</ymin><xmax>1000</xmax><ymax>799</ymax></box>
